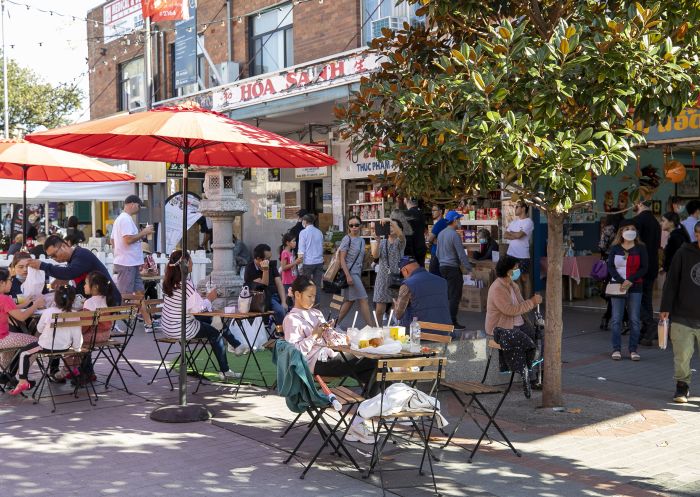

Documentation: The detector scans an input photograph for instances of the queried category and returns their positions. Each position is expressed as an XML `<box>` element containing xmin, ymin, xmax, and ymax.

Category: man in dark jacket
<box><xmin>404</xmin><ymin>197</ymin><xmax>427</xmax><ymax>267</ymax></box>
<box><xmin>393</xmin><ymin>256</ymin><xmax>451</xmax><ymax>329</ymax></box>
<box><xmin>634</xmin><ymin>200</ymin><xmax>661</xmax><ymax>345</ymax></box>
<box><xmin>660</xmin><ymin>220</ymin><xmax>700</xmax><ymax>403</ymax></box>
<box><xmin>27</xmin><ymin>235</ymin><xmax>121</xmax><ymax>303</ymax></box>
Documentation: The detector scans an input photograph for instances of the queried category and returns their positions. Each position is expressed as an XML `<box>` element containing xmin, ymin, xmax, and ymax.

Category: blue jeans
<box><xmin>194</xmin><ymin>317</ymin><xmax>241</xmax><ymax>373</ymax></box>
<box><xmin>610</xmin><ymin>292</ymin><xmax>642</xmax><ymax>352</ymax></box>
<box><xmin>270</xmin><ymin>293</ymin><xmax>287</xmax><ymax>325</ymax></box>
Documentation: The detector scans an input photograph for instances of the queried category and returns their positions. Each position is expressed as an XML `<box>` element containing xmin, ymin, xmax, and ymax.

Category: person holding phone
<box><xmin>371</xmin><ymin>219</ymin><xmax>405</xmax><ymax>323</ymax></box>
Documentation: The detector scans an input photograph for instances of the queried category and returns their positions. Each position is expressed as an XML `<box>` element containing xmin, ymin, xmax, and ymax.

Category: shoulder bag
<box><xmin>385</xmin><ymin>239</ymin><xmax>404</xmax><ymax>289</ymax></box>
<box><xmin>322</xmin><ymin>237</ymin><xmax>362</xmax><ymax>294</ymax></box>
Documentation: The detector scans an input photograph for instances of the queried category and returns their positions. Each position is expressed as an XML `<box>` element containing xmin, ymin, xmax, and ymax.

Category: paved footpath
<box><xmin>1</xmin><ymin>304</ymin><xmax>699</xmax><ymax>497</ymax></box>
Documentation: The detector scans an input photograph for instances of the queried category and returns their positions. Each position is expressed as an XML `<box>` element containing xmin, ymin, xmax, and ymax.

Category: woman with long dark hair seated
<box><xmin>161</xmin><ymin>250</ymin><xmax>243</xmax><ymax>381</ymax></box>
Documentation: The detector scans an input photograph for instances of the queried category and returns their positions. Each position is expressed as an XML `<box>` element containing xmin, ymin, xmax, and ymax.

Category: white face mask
<box><xmin>622</xmin><ymin>230</ymin><xmax>637</xmax><ymax>241</ymax></box>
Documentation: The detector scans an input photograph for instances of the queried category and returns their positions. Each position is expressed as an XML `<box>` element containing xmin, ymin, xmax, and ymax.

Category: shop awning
<box><xmin>0</xmin><ymin>179</ymin><xmax>135</xmax><ymax>203</ymax></box>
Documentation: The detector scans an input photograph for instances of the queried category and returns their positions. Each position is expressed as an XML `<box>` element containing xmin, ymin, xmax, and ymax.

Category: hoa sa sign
<box><xmin>213</xmin><ymin>51</ymin><xmax>381</xmax><ymax>111</ymax></box>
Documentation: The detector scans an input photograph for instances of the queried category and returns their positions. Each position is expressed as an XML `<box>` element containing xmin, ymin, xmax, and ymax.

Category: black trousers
<box><xmin>440</xmin><ymin>265</ymin><xmax>463</xmax><ymax>326</ymax></box>
<box><xmin>314</xmin><ymin>355</ymin><xmax>378</xmax><ymax>395</ymax></box>
<box><xmin>640</xmin><ymin>275</ymin><xmax>657</xmax><ymax>339</ymax></box>
<box><xmin>428</xmin><ymin>253</ymin><xmax>441</xmax><ymax>275</ymax></box>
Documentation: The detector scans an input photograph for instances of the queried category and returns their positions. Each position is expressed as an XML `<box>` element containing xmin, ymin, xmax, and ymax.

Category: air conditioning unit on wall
<box><xmin>371</xmin><ymin>16</ymin><xmax>405</xmax><ymax>39</ymax></box>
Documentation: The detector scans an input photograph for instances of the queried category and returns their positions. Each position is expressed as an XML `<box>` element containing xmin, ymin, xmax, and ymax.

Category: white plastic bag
<box><xmin>228</xmin><ymin>316</ymin><xmax>267</xmax><ymax>350</ymax></box>
<box><xmin>21</xmin><ymin>267</ymin><xmax>45</xmax><ymax>298</ymax></box>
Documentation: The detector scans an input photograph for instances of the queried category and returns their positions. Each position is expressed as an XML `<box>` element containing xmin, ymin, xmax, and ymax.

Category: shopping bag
<box><xmin>658</xmin><ymin>318</ymin><xmax>669</xmax><ymax>350</ymax></box>
<box><xmin>228</xmin><ymin>316</ymin><xmax>268</xmax><ymax>350</ymax></box>
<box><xmin>238</xmin><ymin>285</ymin><xmax>252</xmax><ymax>313</ymax></box>
<box><xmin>22</xmin><ymin>267</ymin><xmax>46</xmax><ymax>298</ymax></box>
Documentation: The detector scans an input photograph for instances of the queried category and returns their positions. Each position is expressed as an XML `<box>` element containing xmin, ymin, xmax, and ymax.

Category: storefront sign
<box><xmin>213</xmin><ymin>50</ymin><xmax>381</xmax><ymax>111</ymax></box>
<box><xmin>295</xmin><ymin>167</ymin><xmax>328</xmax><ymax>179</ymax></box>
<box><xmin>337</xmin><ymin>142</ymin><xmax>397</xmax><ymax>180</ymax></box>
<box><xmin>174</xmin><ymin>1</ymin><xmax>197</xmax><ymax>88</ymax></box>
<box><xmin>166</xmin><ymin>162</ymin><xmax>205</xmax><ymax>179</ymax></box>
<box><xmin>638</xmin><ymin>107</ymin><xmax>700</xmax><ymax>143</ymax></box>
<box><xmin>103</xmin><ymin>0</ymin><xmax>143</xmax><ymax>42</ymax></box>
<box><xmin>142</xmin><ymin>0</ymin><xmax>190</xmax><ymax>22</ymax></box>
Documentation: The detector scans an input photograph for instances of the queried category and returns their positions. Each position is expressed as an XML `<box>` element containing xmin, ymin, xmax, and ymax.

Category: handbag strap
<box><xmin>345</xmin><ymin>236</ymin><xmax>362</xmax><ymax>272</ymax></box>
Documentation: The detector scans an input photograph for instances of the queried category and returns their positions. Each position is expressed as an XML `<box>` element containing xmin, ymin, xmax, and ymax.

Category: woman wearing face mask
<box><xmin>485</xmin><ymin>255</ymin><xmax>542</xmax><ymax>337</ymax></box>
<box><xmin>473</xmin><ymin>228</ymin><xmax>499</xmax><ymax>261</ymax></box>
<box><xmin>606</xmin><ymin>220</ymin><xmax>648</xmax><ymax>361</ymax></box>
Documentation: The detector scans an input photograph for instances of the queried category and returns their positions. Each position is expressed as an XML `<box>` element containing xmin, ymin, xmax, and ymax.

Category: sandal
<box><xmin>630</xmin><ymin>352</ymin><xmax>641</xmax><ymax>361</ymax></box>
<box><xmin>611</xmin><ymin>351</ymin><xmax>622</xmax><ymax>361</ymax></box>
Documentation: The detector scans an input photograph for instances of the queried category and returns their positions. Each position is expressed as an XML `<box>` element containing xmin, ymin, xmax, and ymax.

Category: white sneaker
<box><xmin>231</xmin><ymin>344</ymin><xmax>249</xmax><ymax>356</ymax></box>
<box><xmin>113</xmin><ymin>322</ymin><xmax>127</xmax><ymax>334</ymax></box>
<box><xmin>144</xmin><ymin>325</ymin><xmax>153</xmax><ymax>334</ymax></box>
<box><xmin>345</xmin><ymin>422</ymin><xmax>375</xmax><ymax>444</ymax></box>
<box><xmin>218</xmin><ymin>370</ymin><xmax>242</xmax><ymax>381</ymax></box>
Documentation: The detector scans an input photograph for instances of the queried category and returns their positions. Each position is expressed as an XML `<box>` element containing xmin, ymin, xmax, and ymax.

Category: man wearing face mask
<box><xmin>633</xmin><ymin>200</ymin><xmax>661</xmax><ymax>346</ymax></box>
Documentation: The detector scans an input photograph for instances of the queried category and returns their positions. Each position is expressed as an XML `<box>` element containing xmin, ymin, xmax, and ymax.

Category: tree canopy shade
<box><xmin>337</xmin><ymin>0</ymin><xmax>700</xmax><ymax>406</ymax></box>
<box><xmin>0</xmin><ymin>55</ymin><xmax>82</xmax><ymax>136</ymax></box>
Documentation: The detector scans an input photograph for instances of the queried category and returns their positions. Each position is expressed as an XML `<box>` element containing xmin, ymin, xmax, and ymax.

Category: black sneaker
<box><xmin>674</xmin><ymin>381</ymin><xmax>689</xmax><ymax>403</ymax></box>
<box><xmin>453</xmin><ymin>323</ymin><xmax>466</xmax><ymax>331</ymax></box>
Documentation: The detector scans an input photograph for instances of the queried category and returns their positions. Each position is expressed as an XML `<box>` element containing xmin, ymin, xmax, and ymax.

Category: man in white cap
<box><xmin>112</xmin><ymin>194</ymin><xmax>155</xmax><ymax>332</ymax></box>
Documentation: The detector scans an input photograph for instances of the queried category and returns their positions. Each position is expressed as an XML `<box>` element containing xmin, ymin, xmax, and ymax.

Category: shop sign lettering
<box><xmin>637</xmin><ymin>107</ymin><xmax>700</xmax><ymax>143</ymax></box>
<box><xmin>338</xmin><ymin>142</ymin><xmax>397</xmax><ymax>180</ymax></box>
<box><xmin>213</xmin><ymin>50</ymin><xmax>381</xmax><ymax>111</ymax></box>
<box><xmin>103</xmin><ymin>0</ymin><xmax>143</xmax><ymax>42</ymax></box>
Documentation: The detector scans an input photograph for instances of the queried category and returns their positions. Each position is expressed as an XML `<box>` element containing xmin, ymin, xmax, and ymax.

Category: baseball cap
<box><xmin>445</xmin><ymin>210</ymin><xmax>463</xmax><ymax>223</ymax></box>
<box><xmin>124</xmin><ymin>194</ymin><xmax>144</xmax><ymax>206</ymax></box>
<box><xmin>399</xmin><ymin>256</ymin><xmax>417</xmax><ymax>270</ymax></box>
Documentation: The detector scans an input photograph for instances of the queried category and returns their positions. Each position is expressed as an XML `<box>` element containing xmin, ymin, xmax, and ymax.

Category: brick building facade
<box><xmin>87</xmin><ymin>0</ymin><xmax>362</xmax><ymax>119</ymax></box>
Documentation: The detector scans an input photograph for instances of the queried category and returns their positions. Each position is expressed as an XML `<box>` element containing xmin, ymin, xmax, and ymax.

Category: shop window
<box><xmin>249</xmin><ymin>3</ymin><xmax>293</xmax><ymax>76</ymax></box>
<box><xmin>118</xmin><ymin>57</ymin><xmax>145</xmax><ymax>111</ymax></box>
<box><xmin>362</xmin><ymin>0</ymin><xmax>423</xmax><ymax>45</ymax></box>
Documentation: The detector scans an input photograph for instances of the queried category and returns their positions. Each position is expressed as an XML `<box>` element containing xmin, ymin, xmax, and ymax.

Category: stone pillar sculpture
<box><xmin>198</xmin><ymin>168</ymin><xmax>248</xmax><ymax>306</ymax></box>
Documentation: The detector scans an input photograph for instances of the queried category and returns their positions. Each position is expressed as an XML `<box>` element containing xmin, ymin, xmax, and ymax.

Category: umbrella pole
<box><xmin>151</xmin><ymin>148</ymin><xmax>211</xmax><ymax>423</ymax></box>
<box><xmin>22</xmin><ymin>165</ymin><xmax>28</xmax><ymax>249</ymax></box>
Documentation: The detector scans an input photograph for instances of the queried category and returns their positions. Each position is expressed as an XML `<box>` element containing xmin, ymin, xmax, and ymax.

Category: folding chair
<box><xmin>106</xmin><ymin>296</ymin><xmax>142</xmax><ymax>378</ymax></box>
<box><xmin>440</xmin><ymin>339</ymin><xmax>520</xmax><ymax>462</ymax></box>
<box><xmin>273</xmin><ymin>340</ymin><xmax>362</xmax><ymax>479</ymax></box>
<box><xmin>32</xmin><ymin>310</ymin><xmax>99</xmax><ymax>413</ymax></box>
<box><xmin>91</xmin><ymin>305</ymin><xmax>139</xmax><ymax>393</ymax></box>
<box><xmin>145</xmin><ymin>299</ymin><xmax>214</xmax><ymax>391</ymax></box>
<box><xmin>364</xmin><ymin>357</ymin><xmax>447</xmax><ymax>496</ymax></box>
<box><xmin>0</xmin><ymin>346</ymin><xmax>21</xmax><ymax>393</ymax></box>
<box><xmin>327</xmin><ymin>294</ymin><xmax>345</xmax><ymax>321</ymax></box>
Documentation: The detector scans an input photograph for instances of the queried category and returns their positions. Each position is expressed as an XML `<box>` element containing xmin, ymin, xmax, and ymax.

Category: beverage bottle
<box><xmin>410</xmin><ymin>317</ymin><xmax>421</xmax><ymax>353</ymax></box>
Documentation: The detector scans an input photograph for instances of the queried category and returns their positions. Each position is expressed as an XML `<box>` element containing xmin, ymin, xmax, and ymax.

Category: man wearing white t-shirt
<box><xmin>112</xmin><ymin>195</ymin><xmax>155</xmax><ymax>331</ymax></box>
<box><xmin>505</xmin><ymin>201</ymin><xmax>534</xmax><ymax>297</ymax></box>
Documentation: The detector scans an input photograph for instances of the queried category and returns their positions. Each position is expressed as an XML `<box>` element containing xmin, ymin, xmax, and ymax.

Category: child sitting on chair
<box><xmin>10</xmin><ymin>285</ymin><xmax>83</xmax><ymax>395</ymax></box>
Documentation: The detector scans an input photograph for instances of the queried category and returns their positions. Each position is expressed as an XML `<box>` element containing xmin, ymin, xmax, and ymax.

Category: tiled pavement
<box><xmin>1</xmin><ymin>303</ymin><xmax>699</xmax><ymax>497</ymax></box>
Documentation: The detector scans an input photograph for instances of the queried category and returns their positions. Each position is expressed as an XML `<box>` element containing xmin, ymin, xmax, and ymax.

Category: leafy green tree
<box><xmin>338</xmin><ymin>0</ymin><xmax>700</xmax><ymax>406</ymax></box>
<box><xmin>0</xmin><ymin>54</ymin><xmax>82</xmax><ymax>135</ymax></box>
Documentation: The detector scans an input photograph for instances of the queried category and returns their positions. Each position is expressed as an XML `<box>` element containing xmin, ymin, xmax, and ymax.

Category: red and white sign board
<box><xmin>103</xmin><ymin>0</ymin><xmax>143</xmax><ymax>42</ymax></box>
<box><xmin>213</xmin><ymin>51</ymin><xmax>381</xmax><ymax>112</ymax></box>
<box><xmin>141</xmin><ymin>0</ymin><xmax>190</xmax><ymax>22</ymax></box>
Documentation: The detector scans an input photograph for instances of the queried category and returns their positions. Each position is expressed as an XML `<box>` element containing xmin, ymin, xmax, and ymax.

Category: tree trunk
<box><xmin>542</xmin><ymin>212</ymin><xmax>565</xmax><ymax>407</ymax></box>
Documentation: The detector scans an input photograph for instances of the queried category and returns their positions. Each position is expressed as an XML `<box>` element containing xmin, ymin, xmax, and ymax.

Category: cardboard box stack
<box><xmin>459</xmin><ymin>267</ymin><xmax>493</xmax><ymax>312</ymax></box>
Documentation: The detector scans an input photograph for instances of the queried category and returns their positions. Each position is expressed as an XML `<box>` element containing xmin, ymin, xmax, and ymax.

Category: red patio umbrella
<box><xmin>0</xmin><ymin>138</ymin><xmax>135</xmax><ymax>247</ymax></box>
<box><xmin>27</xmin><ymin>103</ymin><xmax>336</xmax><ymax>422</ymax></box>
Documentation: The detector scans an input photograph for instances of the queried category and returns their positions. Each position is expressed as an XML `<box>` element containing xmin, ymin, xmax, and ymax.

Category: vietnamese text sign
<box><xmin>174</xmin><ymin>1</ymin><xmax>197</xmax><ymax>88</ymax></box>
<box><xmin>213</xmin><ymin>51</ymin><xmax>381</xmax><ymax>111</ymax></box>
<box><xmin>103</xmin><ymin>0</ymin><xmax>143</xmax><ymax>42</ymax></box>
<box><xmin>637</xmin><ymin>107</ymin><xmax>700</xmax><ymax>143</ymax></box>
<box><xmin>166</xmin><ymin>162</ymin><xmax>205</xmax><ymax>179</ymax></box>
<box><xmin>295</xmin><ymin>167</ymin><xmax>328</xmax><ymax>179</ymax></box>
<box><xmin>337</xmin><ymin>142</ymin><xmax>396</xmax><ymax>180</ymax></box>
